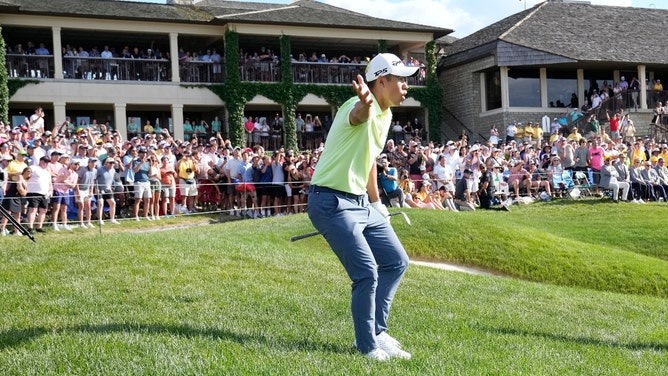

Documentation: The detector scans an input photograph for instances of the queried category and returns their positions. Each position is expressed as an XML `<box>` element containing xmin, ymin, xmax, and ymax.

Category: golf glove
<box><xmin>370</xmin><ymin>201</ymin><xmax>390</xmax><ymax>221</ymax></box>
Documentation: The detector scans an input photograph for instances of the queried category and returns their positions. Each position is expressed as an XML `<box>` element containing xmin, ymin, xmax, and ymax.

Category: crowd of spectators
<box><xmin>5</xmin><ymin>103</ymin><xmax>666</xmax><ymax>236</ymax></box>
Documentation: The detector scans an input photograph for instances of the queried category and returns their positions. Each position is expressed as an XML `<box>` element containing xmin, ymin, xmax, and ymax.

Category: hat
<box><xmin>88</xmin><ymin>157</ymin><xmax>98</xmax><ymax>163</ymax></box>
<box><xmin>446</xmin><ymin>140</ymin><xmax>455</xmax><ymax>146</ymax></box>
<box><xmin>17</xmin><ymin>150</ymin><xmax>28</xmax><ymax>156</ymax></box>
<box><xmin>138</xmin><ymin>147</ymin><xmax>148</xmax><ymax>153</ymax></box>
<box><xmin>28</xmin><ymin>144</ymin><xmax>36</xmax><ymax>149</ymax></box>
<box><xmin>470</xmin><ymin>145</ymin><xmax>480</xmax><ymax>151</ymax></box>
<box><xmin>1</xmin><ymin>155</ymin><xmax>12</xmax><ymax>161</ymax></box>
<box><xmin>651</xmin><ymin>156</ymin><xmax>659</xmax><ymax>162</ymax></box>
<box><xmin>365</xmin><ymin>53</ymin><xmax>419</xmax><ymax>82</ymax></box>
<box><xmin>39</xmin><ymin>156</ymin><xmax>50</xmax><ymax>163</ymax></box>
<box><xmin>49</xmin><ymin>150</ymin><xmax>62</xmax><ymax>157</ymax></box>
<box><xmin>463</xmin><ymin>168</ymin><xmax>473</xmax><ymax>175</ymax></box>
<box><xmin>96</xmin><ymin>139</ymin><xmax>104</xmax><ymax>144</ymax></box>
<box><xmin>44</xmin><ymin>130</ymin><xmax>52</xmax><ymax>136</ymax></box>
<box><xmin>209</xmin><ymin>137</ymin><xmax>217</xmax><ymax>142</ymax></box>
<box><xmin>398</xmin><ymin>139</ymin><xmax>406</xmax><ymax>145</ymax></box>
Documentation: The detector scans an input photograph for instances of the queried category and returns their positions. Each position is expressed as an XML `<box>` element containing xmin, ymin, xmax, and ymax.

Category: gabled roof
<box><xmin>443</xmin><ymin>1</ymin><xmax>668</xmax><ymax>68</ymax></box>
<box><xmin>0</xmin><ymin>0</ymin><xmax>451</xmax><ymax>36</ymax></box>
<box><xmin>0</xmin><ymin>0</ymin><xmax>214</xmax><ymax>22</ymax></box>
<box><xmin>199</xmin><ymin>0</ymin><xmax>450</xmax><ymax>36</ymax></box>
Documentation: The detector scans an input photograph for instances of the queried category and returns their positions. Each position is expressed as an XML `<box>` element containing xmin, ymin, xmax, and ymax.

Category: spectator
<box><xmin>454</xmin><ymin>168</ymin><xmax>476</xmax><ymax>211</ymax></box>
<box><xmin>96</xmin><ymin>156</ymin><xmax>121</xmax><ymax>225</ymax></box>
<box><xmin>76</xmin><ymin>157</ymin><xmax>98</xmax><ymax>228</ymax></box>
<box><xmin>1</xmin><ymin>167</ymin><xmax>30</xmax><ymax>236</ymax></box>
<box><xmin>599</xmin><ymin>155</ymin><xmax>629</xmax><ymax>203</ymax></box>
<box><xmin>629</xmin><ymin>158</ymin><xmax>649</xmax><ymax>203</ymax></box>
<box><xmin>160</xmin><ymin>155</ymin><xmax>177</xmax><ymax>217</ymax></box>
<box><xmin>148</xmin><ymin>152</ymin><xmax>162</xmax><ymax>220</ymax></box>
<box><xmin>176</xmin><ymin>149</ymin><xmax>199</xmax><ymax>214</ymax></box>
<box><xmin>378</xmin><ymin>155</ymin><xmax>404</xmax><ymax>207</ymax></box>
<box><xmin>52</xmin><ymin>157</ymin><xmax>79</xmax><ymax>231</ymax></box>
<box><xmin>25</xmin><ymin>157</ymin><xmax>52</xmax><ymax>233</ymax></box>
<box><xmin>132</xmin><ymin>147</ymin><xmax>153</xmax><ymax>220</ymax></box>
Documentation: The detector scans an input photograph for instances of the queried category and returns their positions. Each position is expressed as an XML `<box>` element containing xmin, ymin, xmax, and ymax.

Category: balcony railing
<box><xmin>6</xmin><ymin>54</ymin><xmax>54</xmax><ymax>78</ymax></box>
<box><xmin>241</xmin><ymin>60</ymin><xmax>427</xmax><ymax>86</ymax></box>
<box><xmin>6</xmin><ymin>55</ymin><xmax>425</xmax><ymax>86</ymax></box>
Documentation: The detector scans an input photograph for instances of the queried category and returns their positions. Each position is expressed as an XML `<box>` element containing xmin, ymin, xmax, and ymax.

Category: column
<box><xmin>52</xmin><ymin>27</ymin><xmax>63</xmax><ymax>79</ymax></box>
<box><xmin>114</xmin><ymin>103</ymin><xmax>127</xmax><ymax>139</ymax></box>
<box><xmin>170</xmin><ymin>32</ymin><xmax>180</xmax><ymax>83</ymax></box>
<box><xmin>576</xmin><ymin>69</ymin><xmax>584</xmax><ymax>108</ymax></box>
<box><xmin>540</xmin><ymin>67</ymin><xmax>547</xmax><ymax>108</ymax></box>
<box><xmin>638</xmin><ymin>65</ymin><xmax>647</xmax><ymax>110</ymax></box>
<box><xmin>172</xmin><ymin>104</ymin><xmax>184</xmax><ymax>140</ymax></box>
<box><xmin>500</xmin><ymin>67</ymin><xmax>510</xmax><ymax>110</ymax></box>
<box><xmin>53</xmin><ymin>102</ymin><xmax>66</xmax><ymax>132</ymax></box>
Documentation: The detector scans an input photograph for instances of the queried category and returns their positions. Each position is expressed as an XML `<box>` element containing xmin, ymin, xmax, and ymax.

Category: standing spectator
<box><xmin>52</xmin><ymin>157</ymin><xmax>79</xmax><ymax>231</ymax></box>
<box><xmin>505</xmin><ymin>121</ymin><xmax>517</xmax><ymax>144</ymax></box>
<box><xmin>160</xmin><ymin>155</ymin><xmax>177</xmax><ymax>217</ymax></box>
<box><xmin>244</xmin><ymin>116</ymin><xmax>255</xmax><ymax>147</ymax></box>
<box><xmin>605</xmin><ymin>110</ymin><xmax>621</xmax><ymax>140</ymax></box>
<box><xmin>29</xmin><ymin>106</ymin><xmax>45</xmax><ymax>133</ymax></box>
<box><xmin>148</xmin><ymin>153</ymin><xmax>162</xmax><ymax>220</ymax></box>
<box><xmin>589</xmin><ymin>139</ymin><xmax>605</xmax><ymax>194</ymax></box>
<box><xmin>175</xmin><ymin>149</ymin><xmax>199</xmax><ymax>215</ymax></box>
<box><xmin>132</xmin><ymin>147</ymin><xmax>152</xmax><ymax>220</ymax></box>
<box><xmin>25</xmin><ymin>157</ymin><xmax>52</xmax><ymax>233</ymax></box>
<box><xmin>76</xmin><ymin>157</ymin><xmax>98</xmax><ymax>228</ymax></box>
<box><xmin>96</xmin><ymin>157</ymin><xmax>120</xmax><ymax>225</ymax></box>
<box><xmin>1</xmin><ymin>167</ymin><xmax>30</xmax><ymax>236</ymax></box>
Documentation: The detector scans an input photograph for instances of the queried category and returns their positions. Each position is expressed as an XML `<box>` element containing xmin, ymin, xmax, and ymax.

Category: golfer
<box><xmin>307</xmin><ymin>53</ymin><xmax>416</xmax><ymax>361</ymax></box>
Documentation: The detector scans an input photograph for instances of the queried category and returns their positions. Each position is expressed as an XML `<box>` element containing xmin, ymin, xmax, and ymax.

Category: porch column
<box><xmin>172</xmin><ymin>104</ymin><xmax>184</xmax><ymax>141</ymax></box>
<box><xmin>577</xmin><ymin>69</ymin><xmax>584</xmax><ymax>107</ymax></box>
<box><xmin>52</xmin><ymin>27</ymin><xmax>63</xmax><ymax>79</ymax></box>
<box><xmin>114</xmin><ymin>103</ymin><xmax>127</xmax><ymax>139</ymax></box>
<box><xmin>638</xmin><ymin>65</ymin><xmax>647</xmax><ymax>110</ymax></box>
<box><xmin>170</xmin><ymin>32</ymin><xmax>180</xmax><ymax>83</ymax></box>
<box><xmin>500</xmin><ymin>67</ymin><xmax>510</xmax><ymax>110</ymax></box>
<box><xmin>540</xmin><ymin>67</ymin><xmax>548</xmax><ymax>108</ymax></box>
<box><xmin>53</xmin><ymin>102</ymin><xmax>66</xmax><ymax>132</ymax></box>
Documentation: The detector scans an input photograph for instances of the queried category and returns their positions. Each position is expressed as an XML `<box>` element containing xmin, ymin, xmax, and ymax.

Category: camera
<box><xmin>186</xmin><ymin>168</ymin><xmax>193</xmax><ymax>174</ymax></box>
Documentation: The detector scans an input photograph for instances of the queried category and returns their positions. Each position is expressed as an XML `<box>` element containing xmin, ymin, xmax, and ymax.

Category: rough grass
<box><xmin>1</xmin><ymin>199</ymin><xmax>667</xmax><ymax>374</ymax></box>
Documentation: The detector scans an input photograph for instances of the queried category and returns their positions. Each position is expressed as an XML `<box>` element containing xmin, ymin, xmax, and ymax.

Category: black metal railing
<box><xmin>6</xmin><ymin>53</ymin><xmax>54</xmax><ymax>78</ymax></box>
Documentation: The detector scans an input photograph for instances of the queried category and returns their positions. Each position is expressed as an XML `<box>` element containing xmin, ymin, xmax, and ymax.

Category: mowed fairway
<box><xmin>1</xmin><ymin>200</ymin><xmax>667</xmax><ymax>375</ymax></box>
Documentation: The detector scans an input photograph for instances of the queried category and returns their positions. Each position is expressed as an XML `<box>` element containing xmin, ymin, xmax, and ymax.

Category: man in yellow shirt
<box><xmin>532</xmin><ymin>122</ymin><xmax>544</xmax><ymax>146</ymax></box>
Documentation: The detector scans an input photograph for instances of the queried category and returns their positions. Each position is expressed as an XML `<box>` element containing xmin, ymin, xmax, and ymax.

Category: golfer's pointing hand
<box><xmin>352</xmin><ymin>74</ymin><xmax>373</xmax><ymax>107</ymax></box>
<box><xmin>350</xmin><ymin>74</ymin><xmax>373</xmax><ymax>125</ymax></box>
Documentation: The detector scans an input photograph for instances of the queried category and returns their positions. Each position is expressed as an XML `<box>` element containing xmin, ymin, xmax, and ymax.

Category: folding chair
<box><xmin>573</xmin><ymin>171</ymin><xmax>596</xmax><ymax>197</ymax></box>
<box><xmin>553</xmin><ymin>170</ymin><xmax>580</xmax><ymax>199</ymax></box>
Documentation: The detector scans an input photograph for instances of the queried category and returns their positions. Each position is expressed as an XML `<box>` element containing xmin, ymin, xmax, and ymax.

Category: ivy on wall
<box><xmin>0</xmin><ymin>27</ymin><xmax>8</xmax><ymax>122</ymax></box>
<box><xmin>205</xmin><ymin>31</ymin><xmax>443</xmax><ymax>149</ymax></box>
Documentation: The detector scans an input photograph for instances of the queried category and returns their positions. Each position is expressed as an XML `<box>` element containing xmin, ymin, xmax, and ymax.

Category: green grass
<box><xmin>1</xmin><ymin>199</ymin><xmax>667</xmax><ymax>374</ymax></box>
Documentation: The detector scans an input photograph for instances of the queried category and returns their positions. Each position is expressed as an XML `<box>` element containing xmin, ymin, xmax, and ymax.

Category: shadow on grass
<box><xmin>477</xmin><ymin>325</ymin><xmax>668</xmax><ymax>351</ymax></box>
<box><xmin>0</xmin><ymin>322</ymin><xmax>353</xmax><ymax>355</ymax></box>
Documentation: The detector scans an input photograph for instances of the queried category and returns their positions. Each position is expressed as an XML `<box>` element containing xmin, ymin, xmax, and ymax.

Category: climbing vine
<box><xmin>204</xmin><ymin>31</ymin><xmax>444</xmax><ymax>148</ymax></box>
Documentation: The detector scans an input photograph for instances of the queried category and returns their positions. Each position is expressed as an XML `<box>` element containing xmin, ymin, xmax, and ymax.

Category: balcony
<box><xmin>6</xmin><ymin>55</ymin><xmax>425</xmax><ymax>86</ymax></box>
<box><xmin>6</xmin><ymin>54</ymin><xmax>54</xmax><ymax>78</ymax></box>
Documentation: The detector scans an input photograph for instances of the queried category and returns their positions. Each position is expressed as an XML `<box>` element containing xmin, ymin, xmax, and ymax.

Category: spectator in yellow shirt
<box><xmin>566</xmin><ymin>127</ymin><xmax>582</xmax><ymax>142</ymax></box>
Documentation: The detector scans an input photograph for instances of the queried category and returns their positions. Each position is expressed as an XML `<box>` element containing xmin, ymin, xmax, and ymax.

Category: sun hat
<box><xmin>365</xmin><ymin>53</ymin><xmax>419</xmax><ymax>82</ymax></box>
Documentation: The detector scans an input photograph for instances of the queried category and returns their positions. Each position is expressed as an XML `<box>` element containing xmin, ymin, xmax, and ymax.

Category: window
<box><xmin>508</xmin><ymin>68</ymin><xmax>540</xmax><ymax>107</ymax></box>
<box><xmin>547</xmin><ymin>70</ymin><xmax>577</xmax><ymax>108</ymax></box>
<box><xmin>485</xmin><ymin>70</ymin><xmax>502</xmax><ymax>111</ymax></box>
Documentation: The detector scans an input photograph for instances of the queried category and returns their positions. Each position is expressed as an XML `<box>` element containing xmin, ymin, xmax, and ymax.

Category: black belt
<box><xmin>311</xmin><ymin>185</ymin><xmax>365</xmax><ymax>200</ymax></box>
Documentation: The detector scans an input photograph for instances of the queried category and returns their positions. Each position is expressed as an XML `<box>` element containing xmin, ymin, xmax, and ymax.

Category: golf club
<box><xmin>290</xmin><ymin>211</ymin><xmax>411</xmax><ymax>242</ymax></box>
<box><xmin>0</xmin><ymin>204</ymin><xmax>36</xmax><ymax>243</ymax></box>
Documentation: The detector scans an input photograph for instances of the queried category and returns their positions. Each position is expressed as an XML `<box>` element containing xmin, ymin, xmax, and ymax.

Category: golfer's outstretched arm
<box><xmin>349</xmin><ymin>75</ymin><xmax>373</xmax><ymax>126</ymax></box>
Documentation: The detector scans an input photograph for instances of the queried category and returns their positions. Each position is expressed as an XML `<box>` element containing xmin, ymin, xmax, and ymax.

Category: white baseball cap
<box><xmin>365</xmin><ymin>53</ymin><xmax>419</xmax><ymax>82</ymax></box>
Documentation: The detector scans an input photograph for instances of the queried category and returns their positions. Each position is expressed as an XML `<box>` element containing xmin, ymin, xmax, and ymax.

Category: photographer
<box><xmin>29</xmin><ymin>106</ymin><xmax>45</xmax><ymax>133</ymax></box>
<box><xmin>176</xmin><ymin>150</ymin><xmax>200</xmax><ymax>214</ymax></box>
<box><xmin>378</xmin><ymin>155</ymin><xmax>404</xmax><ymax>207</ymax></box>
